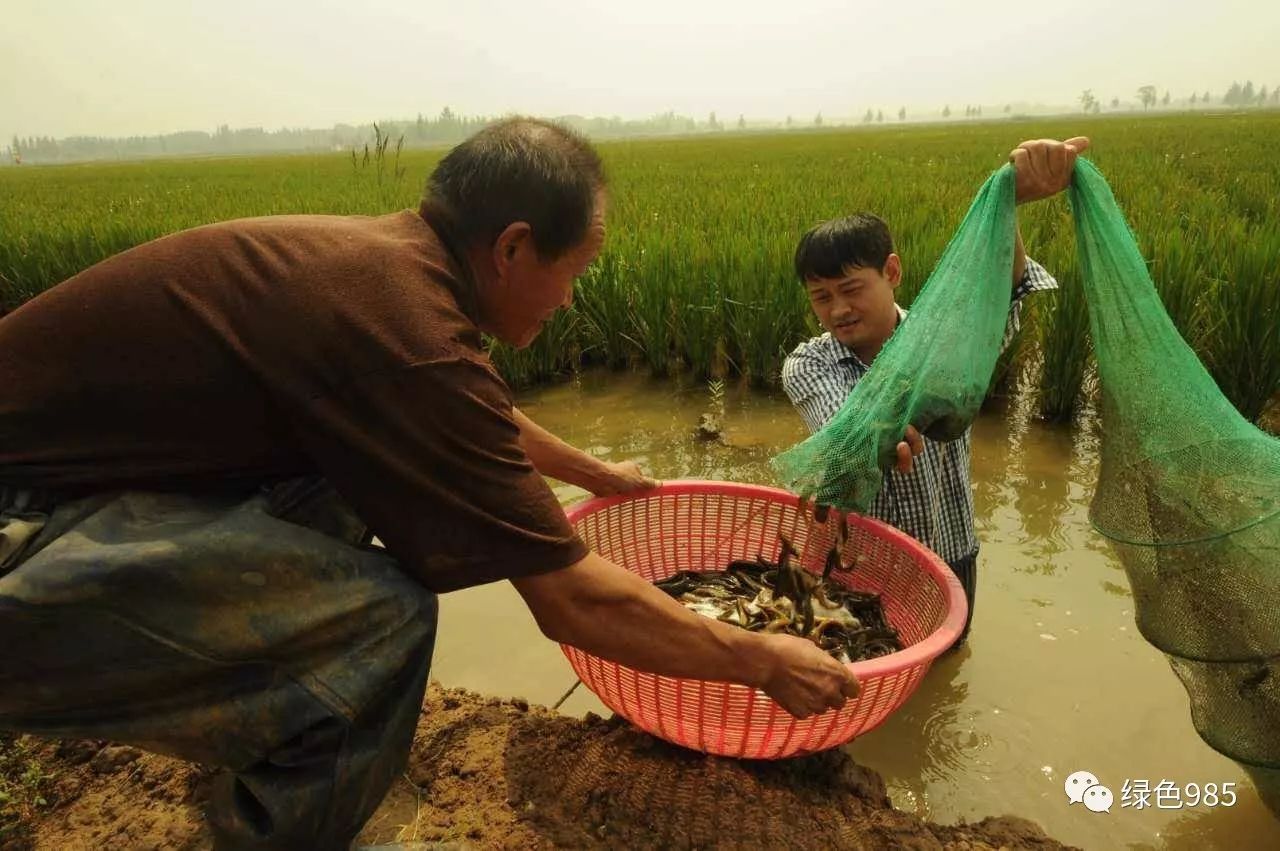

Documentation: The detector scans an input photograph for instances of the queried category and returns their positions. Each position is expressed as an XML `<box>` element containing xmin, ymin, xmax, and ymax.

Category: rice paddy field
<box><xmin>2</xmin><ymin>112</ymin><xmax>1278</xmax><ymax>425</ymax></box>
<box><xmin>4</xmin><ymin>112</ymin><xmax>1280</xmax><ymax>848</ymax></box>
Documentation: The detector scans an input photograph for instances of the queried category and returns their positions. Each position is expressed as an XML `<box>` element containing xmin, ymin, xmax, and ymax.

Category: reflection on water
<box><xmin>850</xmin><ymin>644</ymin><xmax>974</xmax><ymax>815</ymax></box>
<box><xmin>1137</xmin><ymin>785</ymin><xmax>1280</xmax><ymax>851</ymax></box>
<box><xmin>428</xmin><ymin>370</ymin><xmax>1279</xmax><ymax>850</ymax></box>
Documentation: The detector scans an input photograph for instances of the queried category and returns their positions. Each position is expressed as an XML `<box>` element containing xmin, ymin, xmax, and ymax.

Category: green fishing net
<box><xmin>772</xmin><ymin>157</ymin><xmax>1278</xmax><ymax>812</ymax></box>
<box><xmin>771</xmin><ymin>164</ymin><xmax>1017</xmax><ymax>512</ymax></box>
<box><xmin>1070</xmin><ymin>159</ymin><xmax>1280</xmax><ymax>813</ymax></box>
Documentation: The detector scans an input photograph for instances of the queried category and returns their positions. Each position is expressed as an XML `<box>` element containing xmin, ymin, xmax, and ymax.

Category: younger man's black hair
<box><xmin>794</xmin><ymin>213</ymin><xmax>894</xmax><ymax>281</ymax></box>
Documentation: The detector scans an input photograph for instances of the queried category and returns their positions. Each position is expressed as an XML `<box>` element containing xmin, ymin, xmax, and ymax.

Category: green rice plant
<box><xmin>1203</xmin><ymin>221</ymin><xmax>1280</xmax><ymax>422</ymax></box>
<box><xmin>3</xmin><ymin>113</ymin><xmax>1279</xmax><ymax>422</ymax></box>
<box><xmin>1146</xmin><ymin>225</ymin><xmax>1212</xmax><ymax>349</ymax></box>
<box><xmin>1036</xmin><ymin>259</ymin><xmax>1092</xmax><ymax>421</ymax></box>
<box><xmin>574</xmin><ymin>254</ymin><xmax>641</xmax><ymax>369</ymax></box>
<box><xmin>674</xmin><ymin>286</ymin><xmax>727</xmax><ymax>380</ymax></box>
<box><xmin>488</xmin><ymin>306</ymin><xmax>579</xmax><ymax>389</ymax></box>
<box><xmin>627</xmin><ymin>246</ymin><xmax>678</xmax><ymax>376</ymax></box>
<box><xmin>721</xmin><ymin>243</ymin><xmax>810</xmax><ymax>387</ymax></box>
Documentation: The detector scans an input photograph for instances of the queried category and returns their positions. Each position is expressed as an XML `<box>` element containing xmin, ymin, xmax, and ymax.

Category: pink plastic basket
<box><xmin>560</xmin><ymin>480</ymin><xmax>967</xmax><ymax>759</ymax></box>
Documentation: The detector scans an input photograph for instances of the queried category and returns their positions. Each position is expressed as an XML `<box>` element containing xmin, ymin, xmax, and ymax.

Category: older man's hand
<box><xmin>588</xmin><ymin>460</ymin><xmax>660</xmax><ymax>496</ymax></box>
<box><xmin>1010</xmin><ymin>137</ymin><xmax>1091</xmax><ymax>204</ymax></box>
<box><xmin>757</xmin><ymin>633</ymin><xmax>861</xmax><ymax>718</ymax></box>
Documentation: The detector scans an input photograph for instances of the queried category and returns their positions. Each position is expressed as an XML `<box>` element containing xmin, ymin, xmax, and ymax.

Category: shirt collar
<box><xmin>834</xmin><ymin>304</ymin><xmax>908</xmax><ymax>367</ymax></box>
<box><xmin>416</xmin><ymin>204</ymin><xmax>482</xmax><ymax>326</ymax></box>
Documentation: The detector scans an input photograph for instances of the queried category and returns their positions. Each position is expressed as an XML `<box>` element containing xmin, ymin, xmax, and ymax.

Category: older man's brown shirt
<box><xmin>0</xmin><ymin>210</ymin><xmax>586</xmax><ymax>591</ymax></box>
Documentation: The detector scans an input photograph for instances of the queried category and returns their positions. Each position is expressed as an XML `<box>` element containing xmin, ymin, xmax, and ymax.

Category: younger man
<box><xmin>782</xmin><ymin>137</ymin><xmax>1087</xmax><ymax>642</ymax></box>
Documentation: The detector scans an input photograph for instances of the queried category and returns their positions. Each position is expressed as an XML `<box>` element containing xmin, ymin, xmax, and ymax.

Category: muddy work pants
<box><xmin>0</xmin><ymin>479</ymin><xmax>439</xmax><ymax>850</ymax></box>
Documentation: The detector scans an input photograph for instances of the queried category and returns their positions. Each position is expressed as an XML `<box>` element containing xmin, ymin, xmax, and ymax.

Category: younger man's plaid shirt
<box><xmin>781</xmin><ymin>259</ymin><xmax>1058</xmax><ymax>564</ymax></box>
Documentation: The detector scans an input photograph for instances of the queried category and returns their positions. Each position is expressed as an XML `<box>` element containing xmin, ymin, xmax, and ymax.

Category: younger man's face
<box><xmin>804</xmin><ymin>254</ymin><xmax>902</xmax><ymax>355</ymax></box>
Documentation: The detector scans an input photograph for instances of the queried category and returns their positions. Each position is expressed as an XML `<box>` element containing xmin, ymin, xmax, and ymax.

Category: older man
<box><xmin>0</xmin><ymin>118</ymin><xmax>857</xmax><ymax>849</ymax></box>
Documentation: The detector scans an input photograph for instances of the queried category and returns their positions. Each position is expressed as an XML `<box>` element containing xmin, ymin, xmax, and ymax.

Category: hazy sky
<box><xmin>3</xmin><ymin>0</ymin><xmax>1277</xmax><ymax>142</ymax></box>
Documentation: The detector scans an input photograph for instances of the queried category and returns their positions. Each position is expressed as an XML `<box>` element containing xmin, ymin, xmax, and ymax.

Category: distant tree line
<box><xmin>6</xmin><ymin>81</ymin><xmax>1279</xmax><ymax>165</ymax></box>
<box><xmin>1220</xmin><ymin>81</ymin><xmax>1275</xmax><ymax>106</ymax></box>
<box><xmin>1078</xmin><ymin>81</ymin><xmax>1278</xmax><ymax>114</ymax></box>
<box><xmin>3</xmin><ymin>108</ymin><xmax>719</xmax><ymax>165</ymax></box>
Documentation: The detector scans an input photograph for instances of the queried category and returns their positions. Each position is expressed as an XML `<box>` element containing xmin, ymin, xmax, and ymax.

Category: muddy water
<box><xmin>428</xmin><ymin>370</ymin><xmax>1279</xmax><ymax>850</ymax></box>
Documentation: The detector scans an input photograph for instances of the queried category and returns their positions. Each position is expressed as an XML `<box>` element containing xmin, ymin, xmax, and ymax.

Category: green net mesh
<box><xmin>771</xmin><ymin>164</ymin><xmax>1017</xmax><ymax>512</ymax></box>
<box><xmin>771</xmin><ymin>158</ymin><xmax>1279</xmax><ymax>811</ymax></box>
<box><xmin>1070</xmin><ymin>159</ymin><xmax>1280</xmax><ymax>810</ymax></box>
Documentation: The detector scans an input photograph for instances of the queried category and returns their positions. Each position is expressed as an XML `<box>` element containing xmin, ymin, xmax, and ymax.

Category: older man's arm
<box><xmin>512</xmin><ymin>550</ymin><xmax>860</xmax><ymax>719</ymax></box>
<box><xmin>513</xmin><ymin>406</ymin><xmax>659</xmax><ymax>496</ymax></box>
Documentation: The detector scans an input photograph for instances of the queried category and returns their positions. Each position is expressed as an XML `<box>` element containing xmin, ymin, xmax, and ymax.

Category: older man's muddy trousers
<box><xmin>0</xmin><ymin>478</ymin><xmax>439</xmax><ymax>850</ymax></box>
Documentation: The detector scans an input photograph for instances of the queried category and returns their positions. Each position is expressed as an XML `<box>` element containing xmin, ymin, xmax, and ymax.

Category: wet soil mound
<box><xmin>5</xmin><ymin>684</ymin><xmax>1074</xmax><ymax>850</ymax></box>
